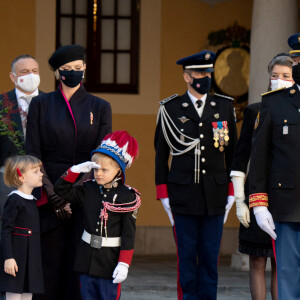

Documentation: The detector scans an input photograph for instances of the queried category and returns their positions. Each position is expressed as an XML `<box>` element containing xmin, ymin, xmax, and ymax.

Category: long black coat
<box><xmin>231</xmin><ymin>103</ymin><xmax>273</xmax><ymax>250</ymax></box>
<box><xmin>54</xmin><ymin>174</ymin><xmax>138</xmax><ymax>279</ymax></box>
<box><xmin>249</xmin><ymin>84</ymin><xmax>300</xmax><ymax>222</ymax></box>
<box><xmin>26</xmin><ymin>85</ymin><xmax>112</xmax><ymax>231</ymax></box>
<box><xmin>26</xmin><ymin>85</ymin><xmax>112</xmax><ymax>184</ymax></box>
<box><xmin>0</xmin><ymin>192</ymin><xmax>44</xmax><ymax>293</ymax></box>
<box><xmin>155</xmin><ymin>92</ymin><xmax>237</xmax><ymax>215</ymax></box>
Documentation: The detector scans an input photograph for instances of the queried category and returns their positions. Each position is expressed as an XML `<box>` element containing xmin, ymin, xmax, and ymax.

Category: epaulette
<box><xmin>159</xmin><ymin>94</ymin><xmax>178</xmax><ymax>105</ymax></box>
<box><xmin>214</xmin><ymin>93</ymin><xmax>234</xmax><ymax>101</ymax></box>
<box><xmin>126</xmin><ymin>184</ymin><xmax>141</xmax><ymax>196</ymax></box>
<box><xmin>261</xmin><ymin>87</ymin><xmax>285</xmax><ymax>96</ymax></box>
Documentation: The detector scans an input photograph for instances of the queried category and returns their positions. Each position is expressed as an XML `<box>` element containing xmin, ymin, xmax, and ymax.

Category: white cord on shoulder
<box><xmin>158</xmin><ymin>105</ymin><xmax>201</xmax><ymax>183</ymax></box>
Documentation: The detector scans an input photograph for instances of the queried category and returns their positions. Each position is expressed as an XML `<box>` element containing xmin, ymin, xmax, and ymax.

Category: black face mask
<box><xmin>59</xmin><ymin>70</ymin><xmax>84</xmax><ymax>88</ymax></box>
<box><xmin>190</xmin><ymin>76</ymin><xmax>211</xmax><ymax>94</ymax></box>
<box><xmin>292</xmin><ymin>63</ymin><xmax>300</xmax><ymax>85</ymax></box>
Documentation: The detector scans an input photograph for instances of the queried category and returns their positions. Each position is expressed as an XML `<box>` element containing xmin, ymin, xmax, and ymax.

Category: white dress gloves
<box><xmin>160</xmin><ymin>198</ymin><xmax>174</xmax><ymax>226</ymax></box>
<box><xmin>231</xmin><ymin>174</ymin><xmax>250</xmax><ymax>228</ymax></box>
<box><xmin>112</xmin><ymin>262</ymin><xmax>129</xmax><ymax>284</ymax></box>
<box><xmin>224</xmin><ymin>195</ymin><xmax>235</xmax><ymax>224</ymax></box>
<box><xmin>253</xmin><ymin>206</ymin><xmax>277</xmax><ymax>240</ymax></box>
<box><xmin>70</xmin><ymin>161</ymin><xmax>100</xmax><ymax>173</ymax></box>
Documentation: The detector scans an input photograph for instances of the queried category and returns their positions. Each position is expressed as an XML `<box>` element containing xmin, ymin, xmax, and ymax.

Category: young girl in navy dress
<box><xmin>0</xmin><ymin>155</ymin><xmax>44</xmax><ymax>300</ymax></box>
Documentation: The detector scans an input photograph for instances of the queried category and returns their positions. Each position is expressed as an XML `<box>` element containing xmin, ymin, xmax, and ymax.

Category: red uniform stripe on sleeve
<box><xmin>61</xmin><ymin>168</ymin><xmax>80</xmax><ymax>183</ymax></box>
<box><xmin>156</xmin><ymin>184</ymin><xmax>168</xmax><ymax>199</ymax></box>
<box><xmin>228</xmin><ymin>181</ymin><xmax>234</xmax><ymax>196</ymax></box>
<box><xmin>118</xmin><ymin>250</ymin><xmax>134</xmax><ymax>265</ymax></box>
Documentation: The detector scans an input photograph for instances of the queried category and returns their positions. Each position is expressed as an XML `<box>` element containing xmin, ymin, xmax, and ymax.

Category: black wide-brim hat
<box><xmin>48</xmin><ymin>44</ymin><xmax>85</xmax><ymax>70</ymax></box>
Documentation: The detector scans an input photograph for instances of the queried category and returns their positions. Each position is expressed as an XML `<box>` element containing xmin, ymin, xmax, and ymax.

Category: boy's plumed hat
<box><xmin>91</xmin><ymin>131</ymin><xmax>139</xmax><ymax>183</ymax></box>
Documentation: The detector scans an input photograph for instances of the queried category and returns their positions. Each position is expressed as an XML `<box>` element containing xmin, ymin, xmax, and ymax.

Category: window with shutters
<box><xmin>56</xmin><ymin>0</ymin><xmax>140</xmax><ymax>93</ymax></box>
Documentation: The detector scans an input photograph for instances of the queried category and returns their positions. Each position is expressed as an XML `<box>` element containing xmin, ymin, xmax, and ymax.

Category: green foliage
<box><xmin>0</xmin><ymin>93</ymin><xmax>25</xmax><ymax>155</ymax></box>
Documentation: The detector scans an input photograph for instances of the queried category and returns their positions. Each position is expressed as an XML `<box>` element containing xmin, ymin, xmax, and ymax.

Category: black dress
<box><xmin>231</xmin><ymin>103</ymin><xmax>273</xmax><ymax>257</ymax></box>
<box><xmin>0</xmin><ymin>191</ymin><xmax>44</xmax><ymax>293</ymax></box>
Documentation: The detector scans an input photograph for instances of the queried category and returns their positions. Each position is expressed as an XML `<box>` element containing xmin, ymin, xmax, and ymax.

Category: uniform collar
<box><xmin>9</xmin><ymin>190</ymin><xmax>36</xmax><ymax>200</ymax></box>
<box><xmin>187</xmin><ymin>90</ymin><xmax>207</xmax><ymax>106</ymax></box>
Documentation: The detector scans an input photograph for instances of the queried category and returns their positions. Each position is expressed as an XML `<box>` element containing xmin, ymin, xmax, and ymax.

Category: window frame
<box><xmin>56</xmin><ymin>0</ymin><xmax>140</xmax><ymax>94</ymax></box>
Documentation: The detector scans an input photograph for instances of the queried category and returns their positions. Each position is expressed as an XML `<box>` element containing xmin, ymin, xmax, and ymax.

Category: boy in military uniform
<box><xmin>155</xmin><ymin>51</ymin><xmax>237</xmax><ymax>300</ymax></box>
<box><xmin>54</xmin><ymin>131</ymin><xmax>140</xmax><ymax>300</ymax></box>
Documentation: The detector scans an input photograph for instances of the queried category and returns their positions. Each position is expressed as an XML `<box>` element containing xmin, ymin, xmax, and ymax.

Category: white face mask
<box><xmin>270</xmin><ymin>78</ymin><xmax>293</xmax><ymax>91</ymax></box>
<box><xmin>14</xmin><ymin>73</ymin><xmax>40</xmax><ymax>93</ymax></box>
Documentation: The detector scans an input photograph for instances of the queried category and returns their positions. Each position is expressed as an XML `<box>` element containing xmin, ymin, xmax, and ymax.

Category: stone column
<box><xmin>248</xmin><ymin>0</ymin><xmax>298</xmax><ymax>104</ymax></box>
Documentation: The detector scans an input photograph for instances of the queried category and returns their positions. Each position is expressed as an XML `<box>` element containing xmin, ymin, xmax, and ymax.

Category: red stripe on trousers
<box><xmin>115</xmin><ymin>283</ymin><xmax>121</xmax><ymax>300</ymax></box>
<box><xmin>173</xmin><ymin>224</ymin><xmax>183</xmax><ymax>300</ymax></box>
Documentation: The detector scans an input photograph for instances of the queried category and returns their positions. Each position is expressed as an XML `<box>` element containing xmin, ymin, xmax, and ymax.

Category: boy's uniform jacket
<box><xmin>54</xmin><ymin>169</ymin><xmax>139</xmax><ymax>279</ymax></box>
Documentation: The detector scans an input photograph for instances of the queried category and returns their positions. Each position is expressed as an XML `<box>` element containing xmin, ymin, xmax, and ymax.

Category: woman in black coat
<box><xmin>230</xmin><ymin>54</ymin><xmax>294</xmax><ymax>300</ymax></box>
<box><xmin>26</xmin><ymin>45</ymin><xmax>112</xmax><ymax>300</ymax></box>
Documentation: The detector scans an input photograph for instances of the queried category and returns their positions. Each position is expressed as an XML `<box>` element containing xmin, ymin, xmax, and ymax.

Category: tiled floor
<box><xmin>122</xmin><ymin>255</ymin><xmax>273</xmax><ymax>300</ymax></box>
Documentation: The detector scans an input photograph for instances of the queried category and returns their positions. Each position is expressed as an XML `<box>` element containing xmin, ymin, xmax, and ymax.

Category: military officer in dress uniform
<box><xmin>248</xmin><ymin>33</ymin><xmax>300</xmax><ymax>299</ymax></box>
<box><xmin>155</xmin><ymin>51</ymin><xmax>237</xmax><ymax>300</ymax></box>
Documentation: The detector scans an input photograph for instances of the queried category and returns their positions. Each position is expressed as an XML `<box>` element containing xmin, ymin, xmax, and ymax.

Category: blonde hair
<box><xmin>4</xmin><ymin>155</ymin><xmax>42</xmax><ymax>187</ymax></box>
<box><xmin>91</xmin><ymin>153</ymin><xmax>120</xmax><ymax>169</ymax></box>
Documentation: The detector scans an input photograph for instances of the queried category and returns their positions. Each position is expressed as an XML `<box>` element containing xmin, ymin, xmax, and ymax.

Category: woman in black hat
<box><xmin>26</xmin><ymin>45</ymin><xmax>112</xmax><ymax>300</ymax></box>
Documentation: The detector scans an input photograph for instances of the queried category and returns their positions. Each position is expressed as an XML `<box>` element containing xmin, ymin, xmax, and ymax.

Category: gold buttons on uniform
<box><xmin>28</xmin><ymin>231</ymin><xmax>31</xmax><ymax>234</ymax></box>
<box><xmin>199</xmin><ymin>123</ymin><xmax>203</xmax><ymax>127</ymax></box>
<box><xmin>96</xmin><ymin>229</ymin><xmax>99</xmax><ymax>232</ymax></box>
<box><xmin>97</xmin><ymin>222</ymin><xmax>100</xmax><ymax>225</ymax></box>
<box><xmin>200</xmin><ymin>134</ymin><xmax>204</xmax><ymax>138</ymax></box>
<box><xmin>181</xmin><ymin>129</ymin><xmax>184</xmax><ymax>132</ymax></box>
<box><xmin>201</xmin><ymin>146</ymin><xmax>205</xmax><ymax>150</ymax></box>
<box><xmin>202</xmin><ymin>170</ymin><xmax>206</xmax><ymax>174</ymax></box>
<box><xmin>284</xmin><ymin>120</ymin><xmax>287</xmax><ymax>123</ymax></box>
<box><xmin>278</xmin><ymin>183</ymin><xmax>282</xmax><ymax>187</ymax></box>
<box><xmin>201</xmin><ymin>158</ymin><xmax>205</xmax><ymax>162</ymax></box>
<box><xmin>104</xmin><ymin>194</ymin><xmax>107</xmax><ymax>198</ymax></box>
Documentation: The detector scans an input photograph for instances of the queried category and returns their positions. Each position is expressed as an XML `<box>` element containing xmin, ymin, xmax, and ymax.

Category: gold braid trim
<box><xmin>249</xmin><ymin>193</ymin><xmax>268</xmax><ymax>208</ymax></box>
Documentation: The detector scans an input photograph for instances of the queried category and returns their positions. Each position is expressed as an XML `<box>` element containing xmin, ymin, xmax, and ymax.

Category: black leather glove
<box><xmin>41</xmin><ymin>166</ymin><xmax>71</xmax><ymax>221</ymax></box>
<box><xmin>48</xmin><ymin>194</ymin><xmax>71</xmax><ymax>221</ymax></box>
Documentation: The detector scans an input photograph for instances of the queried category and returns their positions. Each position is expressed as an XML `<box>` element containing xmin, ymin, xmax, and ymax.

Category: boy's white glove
<box><xmin>160</xmin><ymin>198</ymin><xmax>174</xmax><ymax>226</ymax></box>
<box><xmin>224</xmin><ymin>195</ymin><xmax>235</xmax><ymax>224</ymax></box>
<box><xmin>253</xmin><ymin>206</ymin><xmax>277</xmax><ymax>240</ymax></box>
<box><xmin>70</xmin><ymin>161</ymin><xmax>100</xmax><ymax>173</ymax></box>
<box><xmin>112</xmin><ymin>262</ymin><xmax>129</xmax><ymax>284</ymax></box>
<box><xmin>231</xmin><ymin>175</ymin><xmax>250</xmax><ymax>228</ymax></box>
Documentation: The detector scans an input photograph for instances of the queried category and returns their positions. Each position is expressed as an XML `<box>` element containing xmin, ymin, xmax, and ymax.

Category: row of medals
<box><xmin>213</xmin><ymin>127</ymin><xmax>229</xmax><ymax>152</ymax></box>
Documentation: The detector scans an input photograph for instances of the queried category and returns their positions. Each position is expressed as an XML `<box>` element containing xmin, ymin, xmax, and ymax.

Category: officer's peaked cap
<box><xmin>48</xmin><ymin>44</ymin><xmax>85</xmax><ymax>70</ymax></box>
<box><xmin>288</xmin><ymin>33</ymin><xmax>300</xmax><ymax>57</ymax></box>
<box><xmin>176</xmin><ymin>50</ymin><xmax>216</xmax><ymax>72</ymax></box>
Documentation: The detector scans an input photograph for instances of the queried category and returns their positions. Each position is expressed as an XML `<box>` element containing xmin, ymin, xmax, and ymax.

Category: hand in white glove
<box><xmin>161</xmin><ymin>198</ymin><xmax>174</xmax><ymax>226</ymax></box>
<box><xmin>231</xmin><ymin>174</ymin><xmax>250</xmax><ymax>227</ymax></box>
<box><xmin>224</xmin><ymin>195</ymin><xmax>235</xmax><ymax>224</ymax></box>
<box><xmin>70</xmin><ymin>161</ymin><xmax>100</xmax><ymax>173</ymax></box>
<box><xmin>253</xmin><ymin>206</ymin><xmax>277</xmax><ymax>240</ymax></box>
<box><xmin>235</xmin><ymin>197</ymin><xmax>250</xmax><ymax>228</ymax></box>
<box><xmin>112</xmin><ymin>262</ymin><xmax>129</xmax><ymax>284</ymax></box>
